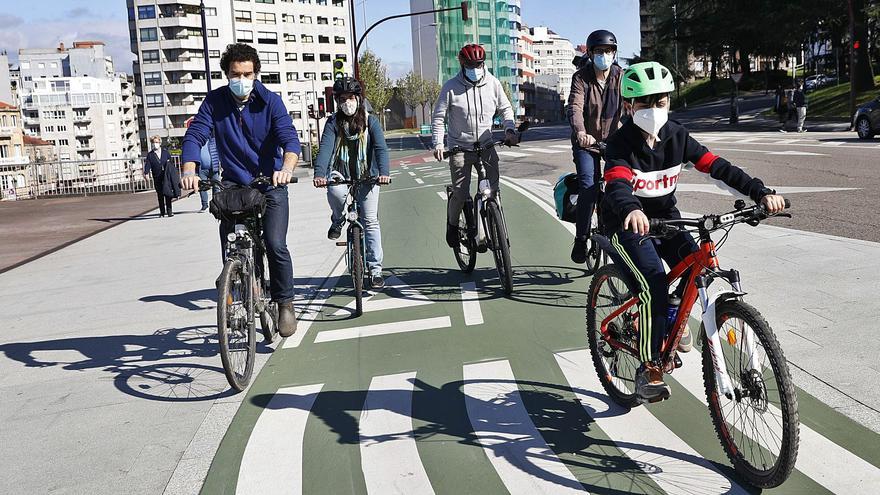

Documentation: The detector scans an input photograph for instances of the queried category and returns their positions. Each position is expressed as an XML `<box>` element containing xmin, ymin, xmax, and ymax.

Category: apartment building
<box><xmin>0</xmin><ymin>101</ymin><xmax>29</xmax><ymax>200</ymax></box>
<box><xmin>529</xmin><ymin>26</ymin><xmax>575</xmax><ymax>104</ymax></box>
<box><xmin>0</xmin><ymin>53</ymin><xmax>14</xmax><ymax>105</ymax></box>
<box><xmin>127</xmin><ymin>0</ymin><xmax>353</xmax><ymax>150</ymax></box>
<box><xmin>17</xmin><ymin>42</ymin><xmax>141</xmax><ymax>173</ymax></box>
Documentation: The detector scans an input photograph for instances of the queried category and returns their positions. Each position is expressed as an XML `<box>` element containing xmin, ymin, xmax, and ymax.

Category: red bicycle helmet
<box><xmin>459</xmin><ymin>44</ymin><xmax>486</xmax><ymax>64</ymax></box>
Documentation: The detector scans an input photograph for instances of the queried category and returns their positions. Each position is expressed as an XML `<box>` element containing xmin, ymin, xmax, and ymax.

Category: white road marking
<box><xmin>236</xmin><ymin>383</ymin><xmax>323</xmax><ymax>495</ymax></box>
<box><xmin>408</xmin><ymin>171</ymin><xmax>417</xmax><ymax>176</ymax></box>
<box><xmin>767</xmin><ymin>150</ymin><xmax>828</xmax><ymax>156</ymax></box>
<box><xmin>673</xmin><ymin>350</ymin><xmax>880</xmax><ymax>494</ymax></box>
<box><xmin>333</xmin><ymin>275</ymin><xmax>433</xmax><ymax>316</ymax></box>
<box><xmin>549</xmin><ymin>144</ymin><xmax>574</xmax><ymax>150</ymax></box>
<box><xmin>459</xmin><ymin>282</ymin><xmax>484</xmax><ymax>326</ymax></box>
<box><xmin>314</xmin><ymin>316</ymin><xmax>451</xmax><ymax>343</ymax></box>
<box><xmin>415</xmin><ymin>178</ymin><xmax>425</xmax><ymax>184</ymax></box>
<box><xmin>415</xmin><ymin>165</ymin><xmax>434</xmax><ymax>170</ymax></box>
<box><xmin>496</xmin><ymin>150</ymin><xmax>530</xmax><ymax>158</ymax></box>
<box><xmin>283</xmin><ymin>255</ymin><xmax>347</xmax><ymax>348</ymax></box>
<box><xmin>676</xmin><ymin>183</ymin><xmax>857</xmax><ymax>197</ymax></box>
<box><xmin>555</xmin><ymin>350</ymin><xmax>749</xmax><ymax>495</ymax></box>
<box><xmin>822</xmin><ymin>141</ymin><xmax>846</xmax><ymax>146</ymax></box>
<box><xmin>522</xmin><ymin>147</ymin><xmax>566</xmax><ymax>154</ymax></box>
<box><xmin>360</xmin><ymin>372</ymin><xmax>435</xmax><ymax>495</ymax></box>
<box><xmin>462</xmin><ymin>360</ymin><xmax>587</xmax><ymax>494</ymax></box>
<box><xmin>422</xmin><ymin>156</ymin><xmax>434</xmax><ymax>162</ymax></box>
<box><xmin>437</xmin><ymin>191</ymin><xmax>447</xmax><ymax>200</ymax></box>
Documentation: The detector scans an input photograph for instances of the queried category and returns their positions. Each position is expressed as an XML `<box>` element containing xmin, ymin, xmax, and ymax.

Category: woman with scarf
<box><xmin>144</xmin><ymin>135</ymin><xmax>181</xmax><ymax>217</ymax></box>
<box><xmin>313</xmin><ymin>77</ymin><xmax>391</xmax><ymax>289</ymax></box>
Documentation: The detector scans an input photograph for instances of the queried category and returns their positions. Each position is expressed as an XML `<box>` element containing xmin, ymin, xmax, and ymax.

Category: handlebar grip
<box><xmin>649</xmin><ymin>219</ymin><xmax>665</xmax><ymax>231</ymax></box>
<box><xmin>784</xmin><ymin>198</ymin><xmax>791</xmax><ymax>209</ymax></box>
<box><xmin>290</xmin><ymin>177</ymin><xmax>299</xmax><ymax>184</ymax></box>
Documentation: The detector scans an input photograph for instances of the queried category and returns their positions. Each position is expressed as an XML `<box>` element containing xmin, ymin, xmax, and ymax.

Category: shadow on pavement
<box><xmin>0</xmin><ymin>325</ymin><xmax>270</xmax><ymax>402</ymax></box>
<box><xmin>140</xmin><ymin>288</ymin><xmax>216</xmax><ymax>312</ymax></box>
<box><xmin>250</xmin><ymin>377</ymin><xmax>744</xmax><ymax>494</ymax></box>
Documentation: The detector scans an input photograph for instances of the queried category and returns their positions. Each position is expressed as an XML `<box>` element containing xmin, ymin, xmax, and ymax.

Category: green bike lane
<box><xmin>200</xmin><ymin>163</ymin><xmax>880</xmax><ymax>494</ymax></box>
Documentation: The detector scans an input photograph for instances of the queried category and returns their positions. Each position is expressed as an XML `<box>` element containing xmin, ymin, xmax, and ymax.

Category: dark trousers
<box><xmin>220</xmin><ymin>185</ymin><xmax>295</xmax><ymax>303</ymax></box>
<box><xmin>609</xmin><ymin>227</ymin><xmax>698</xmax><ymax>363</ymax></box>
<box><xmin>156</xmin><ymin>191</ymin><xmax>173</xmax><ymax>216</ymax></box>
<box><xmin>572</xmin><ymin>141</ymin><xmax>601</xmax><ymax>238</ymax></box>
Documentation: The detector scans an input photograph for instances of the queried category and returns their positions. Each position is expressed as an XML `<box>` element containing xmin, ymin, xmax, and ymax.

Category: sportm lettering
<box><xmin>631</xmin><ymin>165</ymin><xmax>682</xmax><ymax>198</ymax></box>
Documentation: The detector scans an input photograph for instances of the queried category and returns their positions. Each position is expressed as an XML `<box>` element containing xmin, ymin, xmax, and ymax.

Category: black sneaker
<box><xmin>371</xmin><ymin>274</ymin><xmax>385</xmax><ymax>290</ymax></box>
<box><xmin>635</xmin><ymin>363</ymin><xmax>671</xmax><ymax>403</ymax></box>
<box><xmin>571</xmin><ymin>236</ymin><xmax>588</xmax><ymax>264</ymax></box>
<box><xmin>446</xmin><ymin>222</ymin><xmax>460</xmax><ymax>248</ymax></box>
<box><xmin>328</xmin><ymin>224</ymin><xmax>342</xmax><ymax>240</ymax></box>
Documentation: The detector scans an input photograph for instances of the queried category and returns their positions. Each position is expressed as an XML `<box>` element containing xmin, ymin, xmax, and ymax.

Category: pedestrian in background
<box><xmin>144</xmin><ymin>135</ymin><xmax>181</xmax><ymax>217</ymax></box>
<box><xmin>197</xmin><ymin>135</ymin><xmax>221</xmax><ymax>212</ymax></box>
<box><xmin>774</xmin><ymin>85</ymin><xmax>786</xmax><ymax>124</ymax></box>
<box><xmin>793</xmin><ymin>82</ymin><xmax>808</xmax><ymax>132</ymax></box>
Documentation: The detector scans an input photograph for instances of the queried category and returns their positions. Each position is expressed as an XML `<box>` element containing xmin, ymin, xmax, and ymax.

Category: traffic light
<box><xmin>324</xmin><ymin>86</ymin><xmax>335</xmax><ymax>114</ymax></box>
<box><xmin>308</xmin><ymin>103</ymin><xmax>315</xmax><ymax>119</ymax></box>
<box><xmin>333</xmin><ymin>58</ymin><xmax>346</xmax><ymax>80</ymax></box>
<box><xmin>317</xmin><ymin>97</ymin><xmax>326</xmax><ymax>118</ymax></box>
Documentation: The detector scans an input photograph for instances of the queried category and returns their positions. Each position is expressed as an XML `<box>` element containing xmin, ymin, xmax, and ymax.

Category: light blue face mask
<box><xmin>229</xmin><ymin>77</ymin><xmax>254</xmax><ymax>98</ymax></box>
<box><xmin>593</xmin><ymin>52</ymin><xmax>614</xmax><ymax>71</ymax></box>
<box><xmin>464</xmin><ymin>67</ymin><xmax>484</xmax><ymax>82</ymax></box>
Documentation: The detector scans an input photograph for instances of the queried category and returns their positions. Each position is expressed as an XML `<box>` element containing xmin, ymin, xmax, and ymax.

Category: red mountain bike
<box><xmin>586</xmin><ymin>199</ymin><xmax>799</xmax><ymax>488</ymax></box>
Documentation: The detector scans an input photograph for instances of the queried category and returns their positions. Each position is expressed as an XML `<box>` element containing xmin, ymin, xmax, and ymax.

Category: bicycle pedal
<box><xmin>335</xmin><ymin>241</ymin><xmax>346</xmax><ymax>246</ymax></box>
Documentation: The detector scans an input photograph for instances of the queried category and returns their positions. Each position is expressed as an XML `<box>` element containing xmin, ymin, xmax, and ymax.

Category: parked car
<box><xmin>804</xmin><ymin>75</ymin><xmax>827</xmax><ymax>91</ymax></box>
<box><xmin>853</xmin><ymin>95</ymin><xmax>880</xmax><ymax>139</ymax></box>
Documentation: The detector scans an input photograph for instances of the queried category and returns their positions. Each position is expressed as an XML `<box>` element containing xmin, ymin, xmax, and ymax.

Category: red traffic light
<box><xmin>461</xmin><ymin>1</ymin><xmax>468</xmax><ymax>21</ymax></box>
<box><xmin>853</xmin><ymin>40</ymin><xmax>860</xmax><ymax>50</ymax></box>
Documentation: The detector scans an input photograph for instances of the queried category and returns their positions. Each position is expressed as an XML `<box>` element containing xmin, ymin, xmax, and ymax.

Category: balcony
<box><xmin>73</xmin><ymin>115</ymin><xmax>92</xmax><ymax>123</ymax></box>
<box><xmin>160</xmin><ymin>59</ymin><xmax>205</xmax><ymax>72</ymax></box>
<box><xmin>162</xmin><ymin>81</ymin><xmax>208</xmax><ymax>94</ymax></box>
<box><xmin>157</xmin><ymin>14</ymin><xmax>202</xmax><ymax>28</ymax></box>
<box><xmin>159</xmin><ymin>37</ymin><xmax>204</xmax><ymax>50</ymax></box>
<box><xmin>23</xmin><ymin>116</ymin><xmax>40</xmax><ymax>126</ymax></box>
<box><xmin>0</xmin><ymin>156</ymin><xmax>30</xmax><ymax>166</ymax></box>
<box><xmin>75</xmin><ymin>127</ymin><xmax>94</xmax><ymax>137</ymax></box>
<box><xmin>76</xmin><ymin>143</ymin><xmax>94</xmax><ymax>151</ymax></box>
<box><xmin>165</xmin><ymin>103</ymin><xmax>202</xmax><ymax>115</ymax></box>
<box><xmin>0</xmin><ymin>126</ymin><xmax>18</xmax><ymax>137</ymax></box>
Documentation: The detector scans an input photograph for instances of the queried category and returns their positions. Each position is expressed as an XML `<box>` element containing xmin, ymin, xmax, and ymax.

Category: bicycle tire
<box><xmin>586</xmin><ymin>264</ymin><xmax>642</xmax><ymax>407</ymax></box>
<box><xmin>217</xmin><ymin>257</ymin><xmax>256</xmax><ymax>391</ymax></box>
<box><xmin>487</xmin><ymin>202</ymin><xmax>513</xmax><ymax>295</ymax></box>
<box><xmin>259</xmin><ymin>300</ymin><xmax>277</xmax><ymax>344</ymax></box>
<box><xmin>350</xmin><ymin>225</ymin><xmax>364</xmax><ymax>317</ymax></box>
<box><xmin>453</xmin><ymin>205</ymin><xmax>477</xmax><ymax>273</ymax></box>
<box><xmin>584</xmin><ymin>236</ymin><xmax>601</xmax><ymax>276</ymax></box>
<box><xmin>701</xmin><ymin>299</ymin><xmax>799</xmax><ymax>488</ymax></box>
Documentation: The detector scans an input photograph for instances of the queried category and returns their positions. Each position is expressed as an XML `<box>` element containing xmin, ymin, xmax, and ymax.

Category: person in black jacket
<box><xmin>143</xmin><ymin>135</ymin><xmax>181</xmax><ymax>217</ymax></box>
<box><xmin>602</xmin><ymin>62</ymin><xmax>787</xmax><ymax>402</ymax></box>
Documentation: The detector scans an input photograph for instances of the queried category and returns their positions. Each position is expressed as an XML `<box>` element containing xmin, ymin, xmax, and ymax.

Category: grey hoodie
<box><xmin>431</xmin><ymin>71</ymin><xmax>515</xmax><ymax>149</ymax></box>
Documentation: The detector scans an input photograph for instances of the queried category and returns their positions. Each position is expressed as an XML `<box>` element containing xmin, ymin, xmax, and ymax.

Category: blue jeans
<box><xmin>198</xmin><ymin>168</ymin><xmax>221</xmax><ymax>208</ymax></box>
<box><xmin>327</xmin><ymin>183</ymin><xmax>383</xmax><ymax>276</ymax></box>
<box><xmin>219</xmin><ymin>185</ymin><xmax>295</xmax><ymax>303</ymax></box>
<box><xmin>572</xmin><ymin>141</ymin><xmax>601</xmax><ymax>238</ymax></box>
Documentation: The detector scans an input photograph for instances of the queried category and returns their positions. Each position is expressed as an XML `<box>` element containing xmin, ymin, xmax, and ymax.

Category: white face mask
<box><xmin>633</xmin><ymin>107</ymin><xmax>668</xmax><ymax>138</ymax></box>
<box><xmin>340</xmin><ymin>98</ymin><xmax>358</xmax><ymax>116</ymax></box>
<box><xmin>152</xmin><ymin>142</ymin><xmax>161</xmax><ymax>150</ymax></box>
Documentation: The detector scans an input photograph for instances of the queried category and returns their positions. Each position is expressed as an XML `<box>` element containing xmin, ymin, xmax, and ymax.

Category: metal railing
<box><xmin>0</xmin><ymin>156</ymin><xmax>182</xmax><ymax>200</ymax></box>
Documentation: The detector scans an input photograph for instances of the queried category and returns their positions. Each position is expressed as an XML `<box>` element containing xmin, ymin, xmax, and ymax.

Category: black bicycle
<box><xmin>319</xmin><ymin>175</ymin><xmax>389</xmax><ymax>317</ymax></box>
<box><xmin>200</xmin><ymin>175</ymin><xmax>297</xmax><ymax>391</ymax></box>
<box><xmin>445</xmin><ymin>122</ymin><xmax>528</xmax><ymax>295</ymax></box>
<box><xmin>584</xmin><ymin>142</ymin><xmax>609</xmax><ymax>276</ymax></box>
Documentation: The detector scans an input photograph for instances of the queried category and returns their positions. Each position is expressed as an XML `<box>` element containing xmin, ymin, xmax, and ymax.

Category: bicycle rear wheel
<box><xmin>217</xmin><ymin>257</ymin><xmax>256</xmax><ymax>391</ymax></box>
<box><xmin>487</xmin><ymin>202</ymin><xmax>513</xmax><ymax>295</ymax></box>
<box><xmin>453</xmin><ymin>205</ymin><xmax>477</xmax><ymax>273</ymax></box>
<box><xmin>349</xmin><ymin>225</ymin><xmax>364</xmax><ymax>317</ymax></box>
<box><xmin>259</xmin><ymin>300</ymin><xmax>277</xmax><ymax>344</ymax></box>
<box><xmin>586</xmin><ymin>264</ymin><xmax>642</xmax><ymax>407</ymax></box>
<box><xmin>701</xmin><ymin>299</ymin><xmax>799</xmax><ymax>488</ymax></box>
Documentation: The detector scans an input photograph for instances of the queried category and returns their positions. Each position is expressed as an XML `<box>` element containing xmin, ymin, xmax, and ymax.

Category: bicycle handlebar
<box><xmin>648</xmin><ymin>199</ymin><xmax>792</xmax><ymax>236</ymax></box>
<box><xmin>314</xmin><ymin>176</ymin><xmax>391</xmax><ymax>188</ymax></box>
<box><xmin>442</xmin><ymin>121</ymin><xmax>530</xmax><ymax>159</ymax></box>
<box><xmin>198</xmin><ymin>175</ymin><xmax>298</xmax><ymax>191</ymax></box>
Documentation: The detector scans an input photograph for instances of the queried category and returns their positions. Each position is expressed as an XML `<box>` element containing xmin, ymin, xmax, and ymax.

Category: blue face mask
<box><xmin>593</xmin><ymin>52</ymin><xmax>614</xmax><ymax>71</ymax></box>
<box><xmin>229</xmin><ymin>77</ymin><xmax>254</xmax><ymax>98</ymax></box>
<box><xmin>464</xmin><ymin>67</ymin><xmax>484</xmax><ymax>82</ymax></box>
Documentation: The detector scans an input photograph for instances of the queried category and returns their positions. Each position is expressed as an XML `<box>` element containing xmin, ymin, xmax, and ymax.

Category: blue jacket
<box><xmin>314</xmin><ymin>114</ymin><xmax>389</xmax><ymax>179</ymax></box>
<box><xmin>199</xmin><ymin>136</ymin><xmax>221</xmax><ymax>173</ymax></box>
<box><xmin>182</xmin><ymin>80</ymin><xmax>301</xmax><ymax>186</ymax></box>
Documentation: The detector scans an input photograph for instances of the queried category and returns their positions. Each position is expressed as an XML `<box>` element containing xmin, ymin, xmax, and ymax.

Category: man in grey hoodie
<box><xmin>431</xmin><ymin>43</ymin><xmax>518</xmax><ymax>248</ymax></box>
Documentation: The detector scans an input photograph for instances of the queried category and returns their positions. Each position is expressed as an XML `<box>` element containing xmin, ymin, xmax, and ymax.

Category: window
<box><xmin>321</xmin><ymin>72</ymin><xmax>332</xmax><ymax>81</ymax></box>
<box><xmin>146</xmin><ymin>94</ymin><xmax>164</xmax><ymax>107</ymax></box>
<box><xmin>204</xmin><ymin>7</ymin><xmax>217</xmax><ymax>15</ymax></box>
<box><xmin>284</xmin><ymin>33</ymin><xmax>296</xmax><ymax>42</ymax></box>
<box><xmin>144</xmin><ymin>72</ymin><xmax>162</xmax><ymax>86</ymax></box>
<box><xmin>256</xmin><ymin>0</ymin><xmax>275</xmax><ymax>3</ymax></box>
<box><xmin>261</xmin><ymin>72</ymin><xmax>281</xmax><ymax>84</ymax></box>
<box><xmin>207</xmin><ymin>29</ymin><xmax>219</xmax><ymax>37</ymax></box>
<box><xmin>334</xmin><ymin>54</ymin><xmax>347</xmax><ymax>61</ymax></box>
<box><xmin>333</xmin><ymin>17</ymin><xmax>345</xmax><ymax>26</ymax></box>
<box><xmin>299</xmin><ymin>15</ymin><xmax>312</xmax><ymax>24</ymax></box>
<box><xmin>211</xmin><ymin>71</ymin><xmax>223</xmax><ymax>79</ymax></box>
<box><xmin>286</xmin><ymin>72</ymin><xmax>299</xmax><ymax>81</ymax></box>
<box><xmin>285</xmin><ymin>52</ymin><xmax>297</xmax><ymax>61</ymax></box>
<box><xmin>332</xmin><ymin>0</ymin><xmax>343</xmax><ymax>5</ymax></box>
<box><xmin>318</xmin><ymin>35</ymin><xmax>329</xmax><ymax>43</ymax></box>
<box><xmin>283</xmin><ymin>14</ymin><xmax>295</xmax><ymax>23</ymax></box>
<box><xmin>106</xmin><ymin>109</ymin><xmax>114</xmax><ymax>116</ymax></box>
<box><xmin>142</xmin><ymin>50</ymin><xmax>160</xmax><ymax>63</ymax></box>
<box><xmin>148</xmin><ymin>116</ymin><xmax>164</xmax><ymax>129</ymax></box>
<box><xmin>317</xmin><ymin>0</ymin><xmax>327</xmax><ymax>5</ymax></box>
<box><xmin>255</xmin><ymin>12</ymin><xmax>276</xmax><ymax>24</ymax></box>
<box><xmin>291</xmin><ymin>111</ymin><xmax>302</xmax><ymax>119</ymax></box>
<box><xmin>334</xmin><ymin>36</ymin><xmax>346</xmax><ymax>44</ymax></box>
<box><xmin>257</xmin><ymin>31</ymin><xmax>278</xmax><ymax>44</ymax></box>
<box><xmin>138</xmin><ymin>5</ymin><xmax>155</xmax><ymax>19</ymax></box>
<box><xmin>209</xmin><ymin>50</ymin><xmax>220</xmax><ymax>58</ymax></box>
<box><xmin>304</xmin><ymin>72</ymin><xmax>316</xmax><ymax>80</ymax></box>
<box><xmin>317</xmin><ymin>17</ymin><xmax>328</xmax><ymax>25</ymax></box>
<box><xmin>479</xmin><ymin>19</ymin><xmax>491</xmax><ymax>28</ymax></box>
<box><xmin>319</xmin><ymin>53</ymin><xmax>331</xmax><ymax>62</ymax></box>
<box><xmin>302</xmin><ymin>53</ymin><xmax>315</xmax><ymax>62</ymax></box>
<box><xmin>58</xmin><ymin>139</ymin><xmax>69</xmax><ymax>146</ymax></box>
<box><xmin>260</xmin><ymin>51</ymin><xmax>279</xmax><ymax>64</ymax></box>
<box><xmin>236</xmin><ymin>29</ymin><xmax>254</xmax><ymax>42</ymax></box>
<box><xmin>234</xmin><ymin>10</ymin><xmax>252</xmax><ymax>22</ymax></box>
<box><xmin>140</xmin><ymin>28</ymin><xmax>158</xmax><ymax>42</ymax></box>
<box><xmin>301</xmin><ymin>35</ymin><xmax>313</xmax><ymax>43</ymax></box>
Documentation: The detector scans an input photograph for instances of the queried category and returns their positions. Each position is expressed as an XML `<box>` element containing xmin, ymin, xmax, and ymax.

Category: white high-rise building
<box><xmin>127</xmin><ymin>0</ymin><xmax>353</xmax><ymax>151</ymax></box>
<box><xmin>529</xmin><ymin>26</ymin><xmax>575</xmax><ymax>103</ymax></box>
<box><xmin>17</xmin><ymin>42</ymin><xmax>141</xmax><ymax>172</ymax></box>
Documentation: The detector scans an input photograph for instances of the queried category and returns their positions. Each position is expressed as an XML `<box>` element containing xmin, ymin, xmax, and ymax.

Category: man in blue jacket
<box><xmin>181</xmin><ymin>43</ymin><xmax>302</xmax><ymax>337</ymax></box>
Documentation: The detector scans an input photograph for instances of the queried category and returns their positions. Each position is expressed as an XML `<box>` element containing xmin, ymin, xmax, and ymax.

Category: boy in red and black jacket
<box><xmin>601</xmin><ymin>62</ymin><xmax>787</xmax><ymax>402</ymax></box>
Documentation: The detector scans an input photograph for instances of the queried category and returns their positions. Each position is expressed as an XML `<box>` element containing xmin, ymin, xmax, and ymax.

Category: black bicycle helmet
<box><xmin>332</xmin><ymin>76</ymin><xmax>362</xmax><ymax>96</ymax></box>
<box><xmin>586</xmin><ymin>30</ymin><xmax>618</xmax><ymax>51</ymax></box>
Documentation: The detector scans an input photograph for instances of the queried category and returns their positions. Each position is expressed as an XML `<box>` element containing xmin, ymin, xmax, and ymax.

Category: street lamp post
<box><xmin>415</xmin><ymin>20</ymin><xmax>439</xmax><ymax>80</ymax></box>
<box><xmin>199</xmin><ymin>0</ymin><xmax>212</xmax><ymax>92</ymax></box>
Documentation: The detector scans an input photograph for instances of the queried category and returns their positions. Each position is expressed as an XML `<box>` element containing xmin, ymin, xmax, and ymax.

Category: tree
<box><xmin>851</xmin><ymin>0</ymin><xmax>876</xmax><ymax>91</ymax></box>
<box><xmin>397</xmin><ymin>71</ymin><xmax>423</xmax><ymax>128</ymax></box>
<box><xmin>421</xmin><ymin>78</ymin><xmax>441</xmax><ymax>126</ymax></box>
<box><xmin>358</xmin><ymin>50</ymin><xmax>393</xmax><ymax>128</ymax></box>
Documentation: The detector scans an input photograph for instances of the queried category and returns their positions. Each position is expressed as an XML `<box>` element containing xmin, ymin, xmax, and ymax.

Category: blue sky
<box><xmin>0</xmin><ymin>0</ymin><xmax>641</xmax><ymax>79</ymax></box>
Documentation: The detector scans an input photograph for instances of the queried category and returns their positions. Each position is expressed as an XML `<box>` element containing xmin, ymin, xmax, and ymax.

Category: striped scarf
<box><xmin>332</xmin><ymin>123</ymin><xmax>369</xmax><ymax>179</ymax></box>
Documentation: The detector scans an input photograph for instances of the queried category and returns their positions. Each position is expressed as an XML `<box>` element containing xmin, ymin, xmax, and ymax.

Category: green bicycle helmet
<box><xmin>621</xmin><ymin>61</ymin><xmax>675</xmax><ymax>99</ymax></box>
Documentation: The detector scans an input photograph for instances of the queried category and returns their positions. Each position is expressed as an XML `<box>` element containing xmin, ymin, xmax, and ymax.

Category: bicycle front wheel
<box><xmin>217</xmin><ymin>257</ymin><xmax>256</xmax><ymax>391</ymax></box>
<box><xmin>701</xmin><ymin>299</ymin><xmax>799</xmax><ymax>488</ymax></box>
<box><xmin>453</xmin><ymin>205</ymin><xmax>477</xmax><ymax>273</ymax></box>
<box><xmin>487</xmin><ymin>202</ymin><xmax>513</xmax><ymax>295</ymax></box>
<box><xmin>349</xmin><ymin>225</ymin><xmax>364</xmax><ymax>317</ymax></box>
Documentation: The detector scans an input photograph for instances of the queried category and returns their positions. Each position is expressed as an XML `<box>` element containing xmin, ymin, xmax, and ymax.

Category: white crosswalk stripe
<box><xmin>333</xmin><ymin>275</ymin><xmax>434</xmax><ymax>316</ymax></box>
<box><xmin>522</xmin><ymin>147</ymin><xmax>567</xmax><ymax>154</ymax></box>
<box><xmin>462</xmin><ymin>360</ymin><xmax>588</xmax><ymax>494</ymax></box>
<box><xmin>496</xmin><ymin>150</ymin><xmax>531</xmax><ymax>158</ymax></box>
<box><xmin>314</xmin><ymin>316</ymin><xmax>452</xmax><ymax>343</ymax></box>
<box><xmin>555</xmin><ymin>350</ymin><xmax>749</xmax><ymax>495</ymax></box>
<box><xmin>360</xmin><ymin>372</ymin><xmax>435</xmax><ymax>495</ymax></box>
